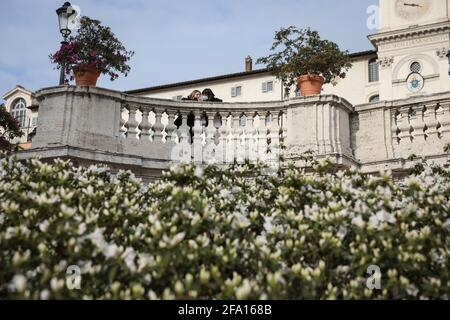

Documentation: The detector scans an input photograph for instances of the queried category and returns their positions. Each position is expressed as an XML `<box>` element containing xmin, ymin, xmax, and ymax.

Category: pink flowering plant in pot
<box><xmin>50</xmin><ymin>16</ymin><xmax>134</xmax><ymax>85</ymax></box>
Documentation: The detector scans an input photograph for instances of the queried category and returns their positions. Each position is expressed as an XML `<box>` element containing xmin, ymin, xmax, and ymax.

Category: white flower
<box><xmin>219</xmin><ymin>189</ymin><xmax>231</xmax><ymax>199</ymax></box>
<box><xmin>50</xmin><ymin>278</ymin><xmax>64</xmax><ymax>291</ymax></box>
<box><xmin>78</xmin><ymin>223</ymin><xmax>87</xmax><ymax>235</ymax></box>
<box><xmin>406</xmin><ymin>285</ymin><xmax>419</xmax><ymax>297</ymax></box>
<box><xmin>352</xmin><ymin>215</ymin><xmax>365</xmax><ymax>228</ymax></box>
<box><xmin>40</xmin><ymin>290</ymin><xmax>50</xmax><ymax>300</ymax></box>
<box><xmin>39</xmin><ymin>220</ymin><xmax>50</xmax><ymax>232</ymax></box>
<box><xmin>255</xmin><ymin>234</ymin><xmax>267</xmax><ymax>247</ymax></box>
<box><xmin>10</xmin><ymin>274</ymin><xmax>27</xmax><ymax>292</ymax></box>
<box><xmin>86</xmin><ymin>228</ymin><xmax>107</xmax><ymax>249</ymax></box>
<box><xmin>60</xmin><ymin>204</ymin><xmax>76</xmax><ymax>217</ymax></box>
<box><xmin>171</xmin><ymin>232</ymin><xmax>186</xmax><ymax>246</ymax></box>
<box><xmin>236</xmin><ymin>280</ymin><xmax>251</xmax><ymax>300</ymax></box>
<box><xmin>369</xmin><ymin>210</ymin><xmax>396</xmax><ymax>229</ymax></box>
<box><xmin>174</xmin><ymin>281</ymin><xmax>184</xmax><ymax>295</ymax></box>
<box><xmin>122</xmin><ymin>247</ymin><xmax>136</xmax><ymax>272</ymax></box>
<box><xmin>5</xmin><ymin>227</ymin><xmax>16</xmax><ymax>240</ymax></box>
<box><xmin>232</xmin><ymin>213</ymin><xmax>251</xmax><ymax>229</ymax></box>
<box><xmin>103</xmin><ymin>244</ymin><xmax>120</xmax><ymax>259</ymax></box>
<box><xmin>337</xmin><ymin>226</ymin><xmax>347</xmax><ymax>239</ymax></box>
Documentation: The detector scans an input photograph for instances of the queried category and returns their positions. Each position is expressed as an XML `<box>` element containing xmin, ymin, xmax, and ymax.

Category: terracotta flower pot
<box><xmin>73</xmin><ymin>65</ymin><xmax>100</xmax><ymax>86</ymax></box>
<box><xmin>297</xmin><ymin>74</ymin><xmax>324</xmax><ymax>96</ymax></box>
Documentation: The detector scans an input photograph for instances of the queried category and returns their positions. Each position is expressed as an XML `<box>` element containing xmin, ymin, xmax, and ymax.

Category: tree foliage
<box><xmin>0</xmin><ymin>104</ymin><xmax>23</xmax><ymax>152</ymax></box>
<box><xmin>257</xmin><ymin>27</ymin><xmax>352</xmax><ymax>94</ymax></box>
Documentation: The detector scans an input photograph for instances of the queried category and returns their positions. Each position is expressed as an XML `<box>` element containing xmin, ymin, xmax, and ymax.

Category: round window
<box><xmin>410</xmin><ymin>61</ymin><xmax>421</xmax><ymax>73</ymax></box>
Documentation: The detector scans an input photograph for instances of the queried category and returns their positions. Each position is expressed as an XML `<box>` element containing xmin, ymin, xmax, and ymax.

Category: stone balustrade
<box><xmin>16</xmin><ymin>86</ymin><xmax>450</xmax><ymax>180</ymax></box>
<box><xmin>353</xmin><ymin>91</ymin><xmax>450</xmax><ymax>173</ymax></box>
<box><xmin>119</xmin><ymin>97</ymin><xmax>287</xmax><ymax>167</ymax></box>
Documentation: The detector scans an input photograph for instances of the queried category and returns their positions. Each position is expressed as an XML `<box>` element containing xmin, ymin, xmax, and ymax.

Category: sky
<box><xmin>0</xmin><ymin>0</ymin><xmax>379</xmax><ymax>103</ymax></box>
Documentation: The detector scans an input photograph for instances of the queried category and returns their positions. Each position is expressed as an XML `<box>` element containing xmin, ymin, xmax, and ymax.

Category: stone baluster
<box><xmin>423</xmin><ymin>103</ymin><xmax>438</xmax><ymax>141</ymax></box>
<box><xmin>233</xmin><ymin>113</ymin><xmax>243</xmax><ymax>163</ymax></box>
<box><xmin>206</xmin><ymin>113</ymin><xmax>216</xmax><ymax>145</ymax></box>
<box><xmin>166</xmin><ymin>111</ymin><xmax>177</xmax><ymax>144</ymax></box>
<box><xmin>246</xmin><ymin>113</ymin><xmax>256</xmax><ymax>161</ymax></box>
<box><xmin>391</xmin><ymin>111</ymin><xmax>400</xmax><ymax>145</ymax></box>
<box><xmin>269</xmin><ymin>113</ymin><xmax>280</xmax><ymax>162</ymax></box>
<box><xmin>125</xmin><ymin>104</ymin><xmax>139</xmax><ymax>140</ymax></box>
<box><xmin>217</xmin><ymin>113</ymin><xmax>228</xmax><ymax>165</ymax></box>
<box><xmin>437</xmin><ymin>102</ymin><xmax>450</xmax><ymax>138</ymax></box>
<box><xmin>176</xmin><ymin>112</ymin><xmax>192</xmax><ymax>162</ymax></box>
<box><xmin>120</xmin><ymin>103</ymin><xmax>127</xmax><ymax>138</ymax></box>
<box><xmin>153</xmin><ymin>108</ymin><xmax>164</xmax><ymax>143</ymax></box>
<box><xmin>410</xmin><ymin>106</ymin><xmax>426</xmax><ymax>141</ymax></box>
<box><xmin>397</xmin><ymin>109</ymin><xmax>412</xmax><ymax>143</ymax></box>
<box><xmin>139</xmin><ymin>107</ymin><xmax>152</xmax><ymax>141</ymax></box>
<box><xmin>258</xmin><ymin>113</ymin><xmax>268</xmax><ymax>161</ymax></box>
<box><xmin>178</xmin><ymin>112</ymin><xmax>190</xmax><ymax>144</ymax></box>
<box><xmin>203</xmin><ymin>112</ymin><xmax>217</xmax><ymax>164</ymax></box>
<box><xmin>192</xmin><ymin>112</ymin><xmax>203</xmax><ymax>163</ymax></box>
<box><xmin>281</xmin><ymin>111</ymin><xmax>288</xmax><ymax>146</ymax></box>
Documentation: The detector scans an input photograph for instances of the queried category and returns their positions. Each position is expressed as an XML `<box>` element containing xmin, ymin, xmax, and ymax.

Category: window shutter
<box><xmin>231</xmin><ymin>87</ymin><xmax>236</xmax><ymax>97</ymax></box>
<box><xmin>368</xmin><ymin>59</ymin><xmax>379</xmax><ymax>83</ymax></box>
<box><xmin>262</xmin><ymin>82</ymin><xmax>267</xmax><ymax>93</ymax></box>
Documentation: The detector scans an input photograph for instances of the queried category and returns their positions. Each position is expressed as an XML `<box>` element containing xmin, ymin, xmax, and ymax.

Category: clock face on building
<box><xmin>406</xmin><ymin>72</ymin><xmax>424</xmax><ymax>93</ymax></box>
<box><xmin>395</xmin><ymin>0</ymin><xmax>431</xmax><ymax>21</ymax></box>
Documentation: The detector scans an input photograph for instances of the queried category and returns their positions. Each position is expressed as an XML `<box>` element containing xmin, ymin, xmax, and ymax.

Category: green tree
<box><xmin>0</xmin><ymin>103</ymin><xmax>23</xmax><ymax>152</ymax></box>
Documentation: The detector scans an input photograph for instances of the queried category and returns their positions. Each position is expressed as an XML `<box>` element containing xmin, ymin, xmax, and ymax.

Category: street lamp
<box><xmin>56</xmin><ymin>2</ymin><xmax>75</xmax><ymax>85</ymax></box>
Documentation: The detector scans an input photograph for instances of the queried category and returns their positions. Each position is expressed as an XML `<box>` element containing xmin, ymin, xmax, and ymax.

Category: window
<box><xmin>410</xmin><ymin>61</ymin><xmax>421</xmax><ymax>73</ymax></box>
<box><xmin>295</xmin><ymin>88</ymin><xmax>301</xmax><ymax>97</ymax></box>
<box><xmin>172</xmin><ymin>95</ymin><xmax>182</xmax><ymax>101</ymax></box>
<box><xmin>31</xmin><ymin>117</ymin><xmax>38</xmax><ymax>127</ymax></box>
<box><xmin>231</xmin><ymin>86</ymin><xmax>242</xmax><ymax>97</ymax></box>
<box><xmin>368</xmin><ymin>58</ymin><xmax>379</xmax><ymax>83</ymax></box>
<box><xmin>11</xmin><ymin>98</ymin><xmax>26</xmax><ymax>127</ymax></box>
<box><xmin>369</xmin><ymin>95</ymin><xmax>380</xmax><ymax>103</ymax></box>
<box><xmin>262</xmin><ymin>81</ymin><xmax>273</xmax><ymax>93</ymax></box>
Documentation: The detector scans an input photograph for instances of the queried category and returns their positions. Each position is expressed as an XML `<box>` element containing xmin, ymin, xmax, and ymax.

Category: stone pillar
<box><xmin>285</xmin><ymin>95</ymin><xmax>355</xmax><ymax>167</ymax></box>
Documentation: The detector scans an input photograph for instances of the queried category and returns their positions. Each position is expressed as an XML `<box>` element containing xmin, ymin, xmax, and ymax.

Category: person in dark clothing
<box><xmin>201</xmin><ymin>88</ymin><xmax>222</xmax><ymax>102</ymax></box>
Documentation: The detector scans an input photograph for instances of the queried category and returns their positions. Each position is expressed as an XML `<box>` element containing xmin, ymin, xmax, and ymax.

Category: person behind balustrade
<box><xmin>201</xmin><ymin>88</ymin><xmax>222</xmax><ymax>102</ymax></box>
<box><xmin>182</xmin><ymin>90</ymin><xmax>202</xmax><ymax>101</ymax></box>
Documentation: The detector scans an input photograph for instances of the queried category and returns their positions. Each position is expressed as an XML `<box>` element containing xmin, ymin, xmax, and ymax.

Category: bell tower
<box><xmin>369</xmin><ymin>0</ymin><xmax>450</xmax><ymax>101</ymax></box>
<box><xmin>379</xmin><ymin>0</ymin><xmax>450</xmax><ymax>32</ymax></box>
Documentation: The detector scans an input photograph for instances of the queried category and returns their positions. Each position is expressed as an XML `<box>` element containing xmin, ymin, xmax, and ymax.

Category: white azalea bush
<box><xmin>0</xmin><ymin>155</ymin><xmax>449</xmax><ymax>300</ymax></box>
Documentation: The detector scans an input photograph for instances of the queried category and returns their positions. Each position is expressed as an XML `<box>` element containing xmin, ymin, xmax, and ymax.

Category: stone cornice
<box><xmin>368</xmin><ymin>21</ymin><xmax>450</xmax><ymax>48</ymax></box>
<box><xmin>354</xmin><ymin>90</ymin><xmax>450</xmax><ymax>112</ymax></box>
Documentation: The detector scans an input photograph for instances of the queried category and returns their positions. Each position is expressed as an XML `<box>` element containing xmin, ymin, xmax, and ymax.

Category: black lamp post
<box><xmin>56</xmin><ymin>2</ymin><xmax>75</xmax><ymax>85</ymax></box>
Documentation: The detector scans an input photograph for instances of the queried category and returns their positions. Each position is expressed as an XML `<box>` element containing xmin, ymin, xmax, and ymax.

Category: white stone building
<box><xmin>2</xmin><ymin>0</ymin><xmax>450</xmax><ymax>180</ymax></box>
